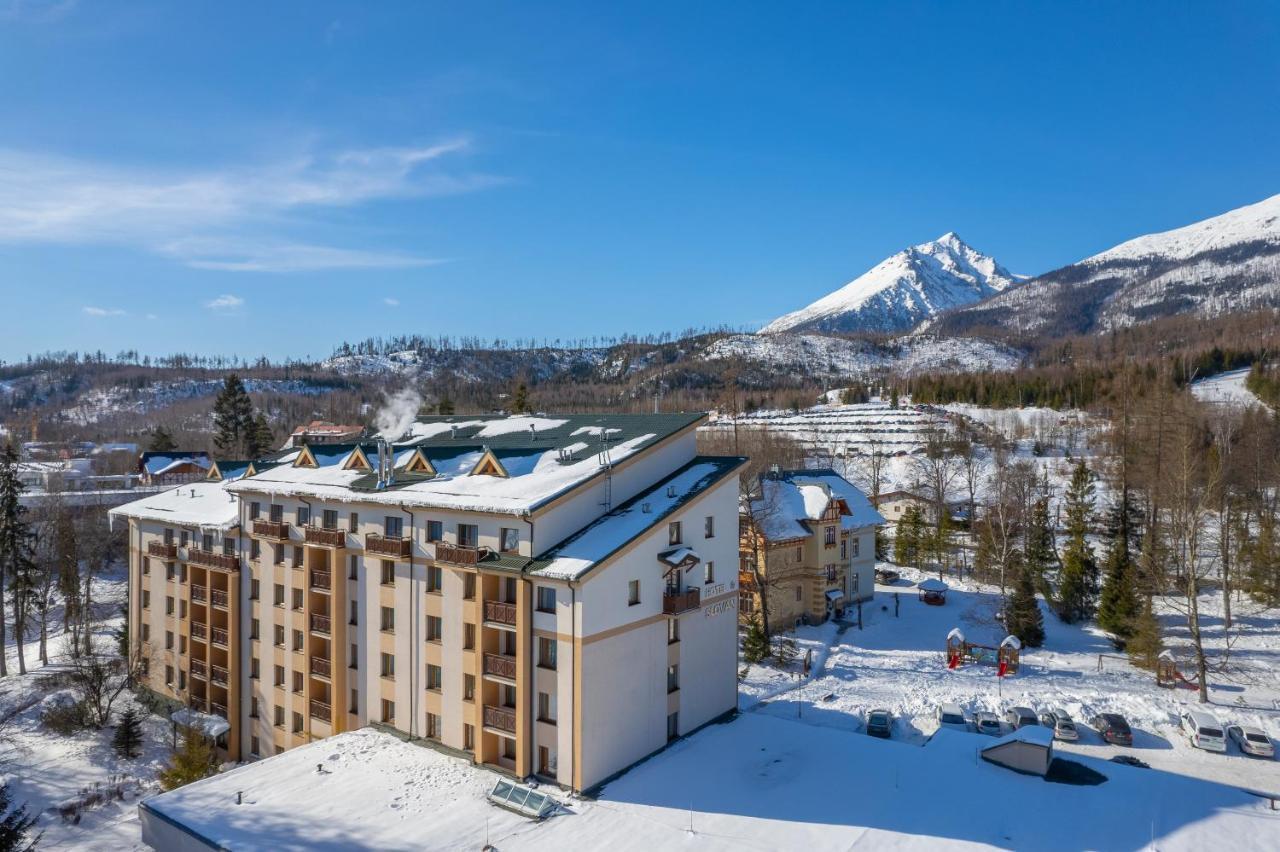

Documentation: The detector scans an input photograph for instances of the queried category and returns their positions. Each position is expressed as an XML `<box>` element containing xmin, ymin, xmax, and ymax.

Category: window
<box><xmin>627</xmin><ymin>579</ymin><xmax>641</xmax><ymax>606</ymax></box>
<box><xmin>426</xmin><ymin>664</ymin><xmax>442</xmax><ymax>691</ymax></box>
<box><xmin>179</xmin><ymin>635</ymin><xmax>187</xmax><ymax>654</ymax></box>
<box><xmin>426</xmin><ymin>712</ymin><xmax>441</xmax><ymax>740</ymax></box>
<box><xmin>250</xmin><ymin>502</ymin><xmax>261</xmax><ymax>520</ymax></box>
<box><xmin>250</xmin><ymin>578</ymin><xmax>260</xmax><ymax>600</ymax></box>
<box><xmin>426</xmin><ymin>615</ymin><xmax>442</xmax><ymax>642</ymax></box>
<box><xmin>223</xmin><ymin>537</ymin><xmax>235</xmax><ymax>556</ymax></box>
<box><xmin>426</xmin><ymin>565</ymin><xmax>442</xmax><ymax>593</ymax></box>
<box><xmin>274</xmin><ymin>664</ymin><xmax>285</xmax><ymax>686</ymax></box>
<box><xmin>536</xmin><ymin>586</ymin><xmax>556</xmax><ymax>613</ymax></box>
<box><xmin>457</xmin><ymin>523</ymin><xmax>478</xmax><ymax>548</ymax></box>
<box><xmin>349</xmin><ymin>600</ymin><xmax>358</xmax><ymax>625</ymax></box>
<box><xmin>165</xmin><ymin>595</ymin><xmax>174</xmax><ymax>615</ymax></box>
<box><xmin>179</xmin><ymin>600</ymin><xmax>187</xmax><ymax>618</ymax></box>
<box><xmin>426</xmin><ymin>520</ymin><xmax>443</xmax><ymax>542</ymax></box>
<box><xmin>464</xmin><ymin>674</ymin><xmax>475</xmax><ymax>701</ymax></box>
<box><xmin>380</xmin><ymin>606</ymin><xmax>395</xmax><ymax>632</ymax></box>
<box><xmin>850</xmin><ymin>536</ymin><xmax>860</xmax><ymax>558</ymax></box>
<box><xmin>380</xmin><ymin>653</ymin><xmax>395</xmax><ymax>679</ymax></box>
<box><xmin>292</xmin><ymin>588</ymin><xmax>303</xmax><ymax>610</ymax></box>
<box><xmin>250</xmin><ymin>657</ymin><xmax>260</xmax><ymax>679</ymax></box>
<box><xmin>251</xmin><ymin>735</ymin><xmax>261</xmax><ymax>756</ymax></box>
<box><xmin>297</xmin><ymin>506</ymin><xmax>310</xmax><ymax>526</ymax></box>
<box><xmin>274</xmin><ymin>705</ymin><xmax>285</xmax><ymax>727</ymax></box>
<box><xmin>348</xmin><ymin>512</ymin><xmax>359</xmax><ymax>533</ymax></box>
<box><xmin>350</xmin><ymin>643</ymin><xmax>358</xmax><ymax>668</ymax></box>
<box><xmin>463</xmin><ymin>623</ymin><xmax>475</xmax><ymax>650</ymax></box>
<box><xmin>500</xmin><ymin>527</ymin><xmax>519</xmax><ymax>553</ymax></box>
<box><xmin>538</xmin><ymin>691</ymin><xmax>557</xmax><ymax>724</ymax></box>
<box><xmin>824</xmin><ymin>526</ymin><xmax>836</xmax><ymax>548</ymax></box>
<box><xmin>142</xmin><ymin>558</ymin><xmax>150</xmax><ymax>576</ymax></box>
<box><xmin>668</xmin><ymin>521</ymin><xmax>682</xmax><ymax>546</ymax></box>
<box><xmin>538</xmin><ymin>637</ymin><xmax>557</xmax><ymax>670</ymax></box>
<box><xmin>202</xmin><ymin>533</ymin><xmax>214</xmax><ymax>551</ymax></box>
<box><xmin>165</xmin><ymin>665</ymin><xmax>174</xmax><ymax>685</ymax></box>
<box><xmin>292</xmin><ymin>546</ymin><xmax>303</xmax><ymax>568</ymax></box>
<box><xmin>166</xmin><ymin>562</ymin><xmax>175</xmax><ymax>581</ymax></box>
<box><xmin>141</xmin><ymin>623</ymin><xmax>150</xmax><ymax>641</ymax></box>
<box><xmin>348</xmin><ymin>555</ymin><xmax>358</xmax><ymax>580</ymax></box>
<box><xmin>179</xmin><ymin>563</ymin><xmax>188</xmax><ymax>583</ymax></box>
<box><xmin>292</xmin><ymin>629</ymin><xmax>304</xmax><ymax>651</ymax></box>
<box><xmin>794</xmin><ymin>586</ymin><xmax>802</xmax><ymax>602</ymax></box>
<box><xmin>273</xmin><ymin>544</ymin><xmax>284</xmax><ymax>565</ymax></box>
<box><xmin>274</xmin><ymin>583</ymin><xmax>285</xmax><ymax>606</ymax></box>
<box><xmin>250</xmin><ymin>539</ymin><xmax>261</xmax><ymax>561</ymax></box>
<box><xmin>381</xmin><ymin>560</ymin><xmax>395</xmax><ymax>585</ymax></box>
<box><xmin>463</xmin><ymin>573</ymin><xmax>476</xmax><ymax>600</ymax></box>
<box><xmin>142</xmin><ymin>590</ymin><xmax>150</xmax><ymax>608</ymax></box>
<box><xmin>293</xmin><ymin>671</ymin><xmax>303</xmax><ymax>694</ymax></box>
<box><xmin>705</xmin><ymin>515</ymin><xmax>715</xmax><ymax>538</ymax></box>
<box><xmin>292</xmin><ymin>712</ymin><xmax>303</xmax><ymax>734</ymax></box>
<box><xmin>740</xmin><ymin>591</ymin><xmax>755</xmax><ymax>614</ymax></box>
<box><xmin>840</xmin><ymin>539</ymin><xmax>847</xmax><ymax>560</ymax></box>
<box><xmin>384</xmin><ymin>516</ymin><xmax>403</xmax><ymax>538</ymax></box>
<box><xmin>274</xmin><ymin>625</ymin><xmax>285</xmax><ymax>646</ymax></box>
<box><xmin>668</xmin><ymin>618</ymin><xmax>679</xmax><ymax>644</ymax></box>
<box><xmin>667</xmin><ymin>711</ymin><xmax>679</xmax><ymax>741</ymax></box>
<box><xmin>795</xmin><ymin>545</ymin><xmax>802</xmax><ymax>560</ymax></box>
<box><xmin>164</xmin><ymin>528</ymin><xmax>174</xmax><ymax>544</ymax></box>
<box><xmin>464</xmin><ymin>724</ymin><xmax>475</xmax><ymax>750</ymax></box>
<box><xmin>270</xmin><ymin>504</ymin><xmax>283</xmax><ymax>523</ymax></box>
<box><xmin>381</xmin><ymin>699</ymin><xmax>395</xmax><ymax>724</ymax></box>
<box><xmin>322</xmin><ymin>509</ymin><xmax>338</xmax><ymax>530</ymax></box>
<box><xmin>165</xmin><ymin>630</ymin><xmax>174</xmax><ymax>649</ymax></box>
<box><xmin>704</xmin><ymin>561</ymin><xmax>715</xmax><ymax>584</ymax></box>
<box><xmin>350</xmin><ymin>688</ymin><xmax>359</xmax><ymax>714</ymax></box>
<box><xmin>251</xmin><ymin>618</ymin><xmax>260</xmax><ymax>639</ymax></box>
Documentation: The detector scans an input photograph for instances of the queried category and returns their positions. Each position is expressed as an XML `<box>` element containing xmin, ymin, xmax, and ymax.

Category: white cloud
<box><xmin>145</xmin><ymin>313</ymin><xmax>159</xmax><ymax>320</ymax></box>
<box><xmin>204</xmin><ymin>294</ymin><xmax>244</xmax><ymax>311</ymax></box>
<box><xmin>82</xmin><ymin>305</ymin><xmax>125</xmax><ymax>316</ymax></box>
<box><xmin>383</xmin><ymin>297</ymin><xmax>400</xmax><ymax>306</ymax></box>
<box><xmin>0</xmin><ymin>139</ymin><xmax>500</xmax><ymax>271</ymax></box>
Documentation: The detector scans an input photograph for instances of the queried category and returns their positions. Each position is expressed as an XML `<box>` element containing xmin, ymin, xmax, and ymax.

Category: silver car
<box><xmin>974</xmin><ymin>712</ymin><xmax>1002</xmax><ymax>736</ymax></box>
<box><xmin>1227</xmin><ymin>725</ymin><xmax>1275</xmax><ymax>758</ymax></box>
<box><xmin>1038</xmin><ymin>708</ymin><xmax>1079</xmax><ymax>741</ymax></box>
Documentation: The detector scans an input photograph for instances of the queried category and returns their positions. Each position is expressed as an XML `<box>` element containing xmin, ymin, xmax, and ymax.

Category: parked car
<box><xmin>1109</xmin><ymin>755</ymin><xmax>1150</xmax><ymax>769</ymax></box>
<box><xmin>1180</xmin><ymin>711</ymin><xmax>1227</xmax><ymax>754</ymax></box>
<box><xmin>1091</xmin><ymin>713</ymin><xmax>1134</xmax><ymax>746</ymax></box>
<box><xmin>1227</xmin><ymin>725</ymin><xmax>1275</xmax><ymax>758</ymax></box>
<box><xmin>974</xmin><ymin>712</ymin><xmax>1002</xmax><ymax>736</ymax></box>
<box><xmin>1038</xmin><ymin>708</ymin><xmax>1079</xmax><ymax>742</ymax></box>
<box><xmin>866</xmin><ymin>709</ymin><xmax>893</xmax><ymax>739</ymax></box>
<box><xmin>875</xmin><ymin>568</ymin><xmax>900</xmax><ymax>584</ymax></box>
<box><xmin>936</xmin><ymin>703</ymin><xmax>968</xmax><ymax>732</ymax></box>
<box><xmin>1004</xmin><ymin>706</ymin><xmax>1039</xmax><ymax>730</ymax></box>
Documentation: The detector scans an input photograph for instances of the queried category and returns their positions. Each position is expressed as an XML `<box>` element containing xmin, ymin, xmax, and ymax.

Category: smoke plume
<box><xmin>374</xmin><ymin>388</ymin><xmax>422</xmax><ymax>440</ymax></box>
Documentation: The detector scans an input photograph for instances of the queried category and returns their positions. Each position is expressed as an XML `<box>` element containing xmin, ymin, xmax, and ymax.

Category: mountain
<box><xmin>934</xmin><ymin>193</ymin><xmax>1280</xmax><ymax>338</ymax></box>
<box><xmin>759</xmin><ymin>233</ymin><xmax>1022</xmax><ymax>335</ymax></box>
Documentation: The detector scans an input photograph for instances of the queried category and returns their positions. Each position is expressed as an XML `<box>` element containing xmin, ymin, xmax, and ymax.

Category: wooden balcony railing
<box><xmin>483</xmin><ymin>652</ymin><xmax>517</xmax><ymax>680</ymax></box>
<box><xmin>211</xmin><ymin>665</ymin><xmax>229</xmax><ymax>685</ymax></box>
<box><xmin>210</xmin><ymin>627</ymin><xmax>230</xmax><ymax>647</ymax></box>
<box><xmin>483</xmin><ymin>705</ymin><xmax>517</xmax><ymax>733</ymax></box>
<box><xmin>252</xmin><ymin>519</ymin><xmax>290</xmax><ymax>540</ymax></box>
<box><xmin>190</xmin><ymin>622</ymin><xmax>207</xmax><ymax>641</ymax></box>
<box><xmin>310</xmin><ymin>657</ymin><xmax>331</xmax><ymax>678</ymax></box>
<box><xmin>210</xmin><ymin>589</ymin><xmax>230</xmax><ymax>609</ymax></box>
<box><xmin>662</xmin><ymin>587</ymin><xmax>700</xmax><ymax>615</ymax></box>
<box><xmin>483</xmin><ymin>600</ymin><xmax>517</xmax><ymax>626</ymax></box>
<box><xmin>310</xmin><ymin>613</ymin><xmax>331</xmax><ymax>634</ymax></box>
<box><xmin>305</xmin><ymin>526</ymin><xmax>346</xmax><ymax>548</ymax></box>
<box><xmin>309</xmin><ymin>699</ymin><xmax>332</xmax><ymax>723</ymax></box>
<box><xmin>190</xmin><ymin>586</ymin><xmax>207</xmax><ymax>603</ymax></box>
<box><xmin>190</xmin><ymin>659</ymin><xmax>206</xmax><ymax>679</ymax></box>
<box><xmin>309</xmin><ymin>570</ymin><xmax>331</xmax><ymax>591</ymax></box>
<box><xmin>435</xmin><ymin>543</ymin><xmax>482</xmax><ymax>566</ymax></box>
<box><xmin>148</xmin><ymin>540</ymin><xmax>177</xmax><ymax>560</ymax></box>
<box><xmin>366</xmin><ymin>533</ymin><xmax>411</xmax><ymax>558</ymax></box>
<box><xmin>189</xmin><ymin>548</ymin><xmax>239</xmax><ymax>572</ymax></box>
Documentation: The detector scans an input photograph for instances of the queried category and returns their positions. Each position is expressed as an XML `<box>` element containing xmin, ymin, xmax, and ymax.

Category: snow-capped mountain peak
<box><xmin>759</xmin><ymin>233</ymin><xmax>1021</xmax><ymax>335</ymax></box>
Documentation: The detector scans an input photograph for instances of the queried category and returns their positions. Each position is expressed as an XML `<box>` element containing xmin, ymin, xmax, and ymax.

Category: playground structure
<box><xmin>946</xmin><ymin>628</ymin><xmax>1021</xmax><ymax>674</ymax></box>
<box><xmin>1156</xmin><ymin>650</ymin><xmax>1195</xmax><ymax>689</ymax></box>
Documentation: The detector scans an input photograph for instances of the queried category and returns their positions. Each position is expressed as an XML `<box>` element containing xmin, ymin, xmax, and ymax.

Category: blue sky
<box><xmin>2</xmin><ymin>1</ymin><xmax>1278</xmax><ymax>361</ymax></box>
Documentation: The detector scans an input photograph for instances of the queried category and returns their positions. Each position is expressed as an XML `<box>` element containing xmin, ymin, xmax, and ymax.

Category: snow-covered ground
<box><xmin>1189</xmin><ymin>367</ymin><xmax>1265</xmax><ymax>408</ymax></box>
<box><xmin>703</xmin><ymin>400</ymin><xmax>945</xmax><ymax>456</ymax></box>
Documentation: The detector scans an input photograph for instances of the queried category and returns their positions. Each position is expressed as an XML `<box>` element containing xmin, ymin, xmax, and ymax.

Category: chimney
<box><xmin>377</xmin><ymin>439</ymin><xmax>393</xmax><ymax>489</ymax></box>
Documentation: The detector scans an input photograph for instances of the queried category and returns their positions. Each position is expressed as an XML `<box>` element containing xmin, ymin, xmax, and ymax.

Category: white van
<box><xmin>1181</xmin><ymin>710</ymin><xmax>1227</xmax><ymax>753</ymax></box>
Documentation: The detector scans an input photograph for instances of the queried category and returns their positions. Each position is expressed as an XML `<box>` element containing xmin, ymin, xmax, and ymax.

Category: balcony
<box><xmin>210</xmin><ymin>702</ymin><xmax>228</xmax><ymax>719</ymax></box>
<box><xmin>210</xmin><ymin>664</ymin><xmax>229</xmax><ymax>686</ymax></box>
<box><xmin>366</xmin><ymin>533</ymin><xmax>411</xmax><ymax>558</ymax></box>
<box><xmin>190</xmin><ymin>659</ymin><xmax>206</xmax><ymax>679</ymax></box>
<box><xmin>252</xmin><ymin>519</ymin><xmax>290</xmax><ymax>541</ymax></box>
<box><xmin>310</xmin><ymin>657</ymin><xmax>331</xmax><ymax>678</ymax></box>
<box><xmin>148</xmin><ymin>540</ymin><xmax>177</xmax><ymax>560</ymax></box>
<box><xmin>189</xmin><ymin>548</ymin><xmax>239</xmax><ymax>572</ymax></box>
<box><xmin>310</xmin><ymin>699</ymin><xmax>332</xmax><ymax>723</ymax></box>
<box><xmin>309</xmin><ymin>570</ymin><xmax>331</xmax><ymax>591</ymax></box>
<box><xmin>210</xmin><ymin>589</ymin><xmax>230</xmax><ymax>609</ymax></box>
<box><xmin>435</xmin><ymin>542</ymin><xmax>482</xmax><ymax>566</ymax></box>
<box><xmin>483</xmin><ymin>652</ymin><xmax>517</xmax><ymax>681</ymax></box>
<box><xmin>305</xmin><ymin>526</ymin><xmax>346</xmax><ymax>548</ymax></box>
<box><xmin>483</xmin><ymin>600</ymin><xmax>517</xmax><ymax>626</ymax></box>
<box><xmin>662</xmin><ymin>587</ymin><xmax>700</xmax><ymax>615</ymax></box>
<box><xmin>310</xmin><ymin>613</ymin><xmax>331</xmax><ymax>635</ymax></box>
<box><xmin>210</xmin><ymin>627</ymin><xmax>230</xmax><ymax>647</ymax></box>
<box><xmin>190</xmin><ymin>622</ymin><xmax>207</xmax><ymax>641</ymax></box>
<box><xmin>483</xmin><ymin>705</ymin><xmax>517</xmax><ymax>734</ymax></box>
<box><xmin>191</xmin><ymin>586</ymin><xmax>207</xmax><ymax>603</ymax></box>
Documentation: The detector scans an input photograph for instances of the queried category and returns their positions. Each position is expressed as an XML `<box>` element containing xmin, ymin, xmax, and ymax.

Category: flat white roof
<box><xmin>108</xmin><ymin>481</ymin><xmax>239</xmax><ymax>531</ymax></box>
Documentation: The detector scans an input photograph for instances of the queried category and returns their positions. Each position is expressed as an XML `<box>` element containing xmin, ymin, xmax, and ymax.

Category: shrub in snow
<box><xmin>773</xmin><ymin>635</ymin><xmax>798</xmax><ymax>667</ymax></box>
<box><xmin>40</xmin><ymin>691</ymin><xmax>89</xmax><ymax>735</ymax></box>
<box><xmin>112</xmin><ymin>707</ymin><xmax>144</xmax><ymax>760</ymax></box>
<box><xmin>158</xmin><ymin>728</ymin><xmax>218</xmax><ymax>791</ymax></box>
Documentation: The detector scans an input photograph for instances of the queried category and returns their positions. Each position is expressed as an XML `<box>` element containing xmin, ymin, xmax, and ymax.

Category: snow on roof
<box><xmin>141</xmin><ymin>451</ymin><xmax>211</xmax><ymax>475</ymax></box>
<box><xmin>532</xmin><ymin>458</ymin><xmax>742</xmax><ymax>580</ymax></box>
<box><xmin>986</xmin><ymin>724</ymin><xmax>1054</xmax><ymax>750</ymax></box>
<box><xmin>1000</xmin><ymin>635</ymin><xmax>1022</xmax><ymax>650</ymax></box>
<box><xmin>109</xmin><ymin>481</ymin><xmax>239</xmax><ymax>531</ymax></box>
<box><xmin>475</xmin><ymin>415</ymin><xmax>569</xmax><ymax>437</ymax></box>
<box><xmin>917</xmin><ymin>578</ymin><xmax>949</xmax><ymax>592</ymax></box>
<box><xmin>750</xmin><ymin>469</ymin><xmax>884</xmax><ymax>542</ymax></box>
<box><xmin>171</xmin><ymin>708</ymin><xmax>231</xmax><ymax>739</ymax></box>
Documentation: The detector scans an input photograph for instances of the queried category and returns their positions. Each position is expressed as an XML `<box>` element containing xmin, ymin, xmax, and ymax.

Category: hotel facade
<box><xmin>112</xmin><ymin>413</ymin><xmax>745</xmax><ymax>792</ymax></box>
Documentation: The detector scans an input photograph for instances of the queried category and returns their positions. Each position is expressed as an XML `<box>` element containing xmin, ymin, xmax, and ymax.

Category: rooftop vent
<box><xmin>666</xmin><ymin>485</ymin><xmax>677</xmax><ymax>498</ymax></box>
<box><xmin>642</xmin><ymin>502</ymin><xmax>651</xmax><ymax>513</ymax></box>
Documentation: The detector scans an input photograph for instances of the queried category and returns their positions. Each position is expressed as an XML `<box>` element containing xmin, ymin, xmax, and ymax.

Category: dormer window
<box><xmin>668</xmin><ymin>522</ymin><xmax>682</xmax><ymax>546</ymax></box>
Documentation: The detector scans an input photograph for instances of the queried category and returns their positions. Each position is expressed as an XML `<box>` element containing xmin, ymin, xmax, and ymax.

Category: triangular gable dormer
<box><xmin>342</xmin><ymin>445</ymin><xmax>374</xmax><ymax>472</ymax></box>
<box><xmin>294</xmin><ymin>445</ymin><xmax>319</xmax><ymax>468</ymax></box>
<box><xmin>402</xmin><ymin>448</ymin><xmax>436</xmax><ymax>476</ymax></box>
<box><xmin>205</xmin><ymin>462</ymin><xmax>225</xmax><ymax>482</ymax></box>
<box><xmin>820</xmin><ymin>498</ymin><xmax>850</xmax><ymax>522</ymax></box>
<box><xmin>469</xmin><ymin>448</ymin><xmax>509</xmax><ymax>478</ymax></box>
<box><xmin>244</xmin><ymin>461</ymin><xmax>259</xmax><ymax>477</ymax></box>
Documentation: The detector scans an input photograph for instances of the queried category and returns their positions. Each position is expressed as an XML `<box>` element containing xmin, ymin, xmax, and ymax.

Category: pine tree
<box><xmin>1245</xmin><ymin>511</ymin><xmax>1280</xmax><ymax>606</ymax></box>
<box><xmin>55</xmin><ymin>510</ymin><xmax>78</xmax><ymax>631</ymax></box>
<box><xmin>158</xmin><ymin>728</ymin><xmax>217</xmax><ymax>790</ymax></box>
<box><xmin>1055</xmin><ymin>461</ymin><xmax>1097</xmax><ymax>623</ymax></box>
<box><xmin>0</xmin><ymin>782</ymin><xmax>40</xmax><ymax>852</ymax></box>
<box><xmin>437</xmin><ymin>396</ymin><xmax>455</xmax><ymax>415</ymax></box>
<box><xmin>893</xmin><ymin>506</ymin><xmax>923</xmax><ymax>568</ymax></box>
<box><xmin>1005</xmin><ymin>557</ymin><xmax>1045</xmax><ymax>647</ymax></box>
<box><xmin>1023</xmin><ymin>498</ymin><xmax>1056</xmax><ymax>597</ymax></box>
<box><xmin>1126</xmin><ymin>597</ymin><xmax>1164</xmax><ymax>670</ymax></box>
<box><xmin>247</xmin><ymin>413</ymin><xmax>275</xmax><ymax>459</ymax></box>
<box><xmin>889</xmin><ymin>388</ymin><xmax>899</xmax><ymax>409</ymax></box>
<box><xmin>1097</xmin><ymin>497</ymin><xmax>1140</xmax><ymax>646</ymax></box>
<box><xmin>512</xmin><ymin>382</ymin><xmax>531</xmax><ymax>414</ymax></box>
<box><xmin>112</xmin><ymin>706</ymin><xmax>144</xmax><ymax>760</ymax></box>
<box><xmin>972</xmin><ymin>520</ymin><xmax>996</xmax><ymax>584</ymax></box>
<box><xmin>0</xmin><ymin>443</ymin><xmax>37</xmax><ymax>676</ymax></box>
<box><xmin>147</xmin><ymin>426</ymin><xmax>177</xmax><ymax>452</ymax></box>
<box><xmin>742</xmin><ymin>613</ymin><xmax>770</xmax><ymax>663</ymax></box>
<box><xmin>211</xmin><ymin>374</ymin><xmax>255</xmax><ymax>458</ymax></box>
